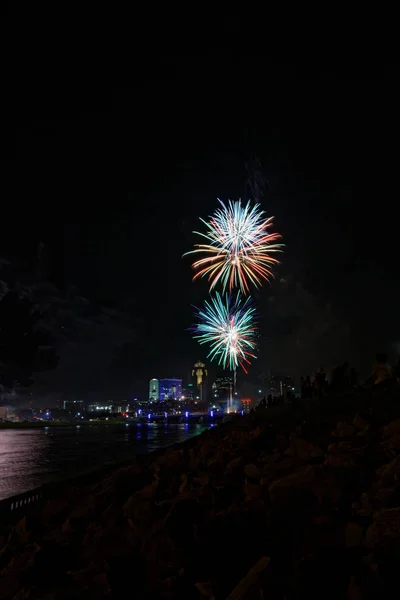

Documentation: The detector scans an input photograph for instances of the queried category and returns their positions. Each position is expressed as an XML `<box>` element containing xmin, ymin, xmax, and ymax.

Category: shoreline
<box><xmin>0</xmin><ymin>421</ymin><xmax>209</xmax><ymax>507</ymax></box>
<box><xmin>1</xmin><ymin>389</ymin><xmax>399</xmax><ymax>598</ymax></box>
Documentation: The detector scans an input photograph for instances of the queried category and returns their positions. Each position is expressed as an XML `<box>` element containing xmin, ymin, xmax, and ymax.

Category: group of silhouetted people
<box><xmin>257</xmin><ymin>353</ymin><xmax>400</xmax><ymax>411</ymax></box>
<box><xmin>300</xmin><ymin>368</ymin><xmax>328</xmax><ymax>400</ymax></box>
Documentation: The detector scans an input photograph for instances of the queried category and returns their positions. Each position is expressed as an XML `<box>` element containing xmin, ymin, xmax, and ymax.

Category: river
<box><xmin>0</xmin><ymin>422</ymin><xmax>207</xmax><ymax>501</ymax></box>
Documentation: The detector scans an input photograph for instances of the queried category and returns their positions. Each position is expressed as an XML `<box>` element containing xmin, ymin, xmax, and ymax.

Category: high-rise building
<box><xmin>63</xmin><ymin>400</ymin><xmax>84</xmax><ymax>412</ymax></box>
<box><xmin>159</xmin><ymin>378</ymin><xmax>182</xmax><ymax>401</ymax></box>
<box><xmin>192</xmin><ymin>361</ymin><xmax>207</xmax><ymax>386</ymax></box>
<box><xmin>182</xmin><ymin>383</ymin><xmax>196</xmax><ymax>401</ymax></box>
<box><xmin>149</xmin><ymin>379</ymin><xmax>159</xmax><ymax>402</ymax></box>
<box><xmin>269</xmin><ymin>375</ymin><xmax>294</xmax><ymax>397</ymax></box>
<box><xmin>192</xmin><ymin>360</ymin><xmax>208</xmax><ymax>411</ymax></box>
<box><xmin>212</xmin><ymin>375</ymin><xmax>234</xmax><ymax>412</ymax></box>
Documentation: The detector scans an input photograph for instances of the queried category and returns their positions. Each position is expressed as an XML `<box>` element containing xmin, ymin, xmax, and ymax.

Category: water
<box><xmin>0</xmin><ymin>423</ymin><xmax>206</xmax><ymax>501</ymax></box>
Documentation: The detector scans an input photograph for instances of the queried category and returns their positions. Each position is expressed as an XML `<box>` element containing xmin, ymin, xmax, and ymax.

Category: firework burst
<box><xmin>191</xmin><ymin>291</ymin><xmax>257</xmax><ymax>373</ymax></box>
<box><xmin>184</xmin><ymin>198</ymin><xmax>283</xmax><ymax>294</ymax></box>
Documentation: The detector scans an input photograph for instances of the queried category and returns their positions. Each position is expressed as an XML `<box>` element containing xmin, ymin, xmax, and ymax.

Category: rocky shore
<box><xmin>1</xmin><ymin>388</ymin><xmax>400</xmax><ymax>599</ymax></box>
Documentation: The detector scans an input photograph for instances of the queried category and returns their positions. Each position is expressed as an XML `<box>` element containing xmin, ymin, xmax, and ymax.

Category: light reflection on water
<box><xmin>0</xmin><ymin>423</ymin><xmax>205</xmax><ymax>501</ymax></box>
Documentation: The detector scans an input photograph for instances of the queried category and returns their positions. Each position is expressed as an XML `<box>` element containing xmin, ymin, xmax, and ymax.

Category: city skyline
<box><xmin>3</xmin><ymin>61</ymin><xmax>400</xmax><ymax>404</ymax></box>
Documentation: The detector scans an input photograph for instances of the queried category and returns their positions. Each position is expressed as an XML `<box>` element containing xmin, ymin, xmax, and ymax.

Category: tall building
<box><xmin>269</xmin><ymin>375</ymin><xmax>295</xmax><ymax>397</ymax></box>
<box><xmin>149</xmin><ymin>378</ymin><xmax>159</xmax><ymax>402</ymax></box>
<box><xmin>212</xmin><ymin>375</ymin><xmax>234</xmax><ymax>412</ymax></box>
<box><xmin>192</xmin><ymin>361</ymin><xmax>207</xmax><ymax>386</ymax></box>
<box><xmin>182</xmin><ymin>383</ymin><xmax>196</xmax><ymax>401</ymax></box>
<box><xmin>63</xmin><ymin>400</ymin><xmax>84</xmax><ymax>412</ymax></box>
<box><xmin>192</xmin><ymin>360</ymin><xmax>208</xmax><ymax>411</ymax></box>
<box><xmin>159</xmin><ymin>378</ymin><xmax>182</xmax><ymax>401</ymax></box>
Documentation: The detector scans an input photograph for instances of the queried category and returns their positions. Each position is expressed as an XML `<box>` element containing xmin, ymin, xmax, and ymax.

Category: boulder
<box><xmin>0</xmin><ymin>574</ymin><xmax>19</xmax><ymax>599</ymax></box>
<box><xmin>366</xmin><ymin>507</ymin><xmax>400</xmax><ymax>549</ymax></box>
<box><xmin>269</xmin><ymin>466</ymin><xmax>316</xmax><ymax>503</ymax></box>
<box><xmin>289</xmin><ymin>437</ymin><xmax>324</xmax><ymax>461</ymax></box>
<box><xmin>331</xmin><ymin>421</ymin><xmax>356</xmax><ymax>437</ymax></box>
<box><xmin>345</xmin><ymin>522</ymin><xmax>364</xmax><ymax>547</ymax></box>
<box><xmin>376</xmin><ymin>454</ymin><xmax>400</xmax><ymax>486</ymax></box>
<box><xmin>244</xmin><ymin>463</ymin><xmax>260</xmax><ymax>480</ymax></box>
<box><xmin>225</xmin><ymin>456</ymin><xmax>244</xmax><ymax>474</ymax></box>
<box><xmin>353</xmin><ymin>414</ymin><xmax>369</xmax><ymax>430</ymax></box>
<box><xmin>382</xmin><ymin>419</ymin><xmax>400</xmax><ymax>438</ymax></box>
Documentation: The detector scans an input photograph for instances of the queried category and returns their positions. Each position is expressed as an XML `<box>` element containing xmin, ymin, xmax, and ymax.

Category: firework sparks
<box><xmin>191</xmin><ymin>291</ymin><xmax>257</xmax><ymax>373</ymax></box>
<box><xmin>184</xmin><ymin>198</ymin><xmax>283</xmax><ymax>294</ymax></box>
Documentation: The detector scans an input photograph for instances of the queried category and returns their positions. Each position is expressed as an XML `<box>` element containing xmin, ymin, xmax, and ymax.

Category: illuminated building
<box><xmin>191</xmin><ymin>360</ymin><xmax>208</xmax><ymax>411</ymax></box>
<box><xmin>149</xmin><ymin>378</ymin><xmax>159</xmax><ymax>402</ymax></box>
<box><xmin>241</xmin><ymin>398</ymin><xmax>252</xmax><ymax>414</ymax></box>
<box><xmin>87</xmin><ymin>403</ymin><xmax>113</xmax><ymax>413</ymax></box>
<box><xmin>269</xmin><ymin>375</ymin><xmax>294</xmax><ymax>397</ymax></box>
<box><xmin>159</xmin><ymin>378</ymin><xmax>182</xmax><ymax>401</ymax></box>
<box><xmin>112</xmin><ymin>402</ymin><xmax>129</xmax><ymax>413</ymax></box>
<box><xmin>212</xmin><ymin>375</ymin><xmax>233</xmax><ymax>400</ymax></box>
<box><xmin>182</xmin><ymin>384</ymin><xmax>196</xmax><ymax>401</ymax></box>
<box><xmin>212</xmin><ymin>375</ymin><xmax>234</xmax><ymax>413</ymax></box>
<box><xmin>192</xmin><ymin>361</ymin><xmax>207</xmax><ymax>386</ymax></box>
<box><xmin>63</xmin><ymin>400</ymin><xmax>84</xmax><ymax>412</ymax></box>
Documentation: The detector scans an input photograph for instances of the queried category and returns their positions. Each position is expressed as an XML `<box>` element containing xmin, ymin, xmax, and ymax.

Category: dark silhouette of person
<box><xmin>373</xmin><ymin>353</ymin><xmax>392</xmax><ymax>384</ymax></box>
<box><xmin>316</xmin><ymin>367</ymin><xmax>327</xmax><ymax>399</ymax></box>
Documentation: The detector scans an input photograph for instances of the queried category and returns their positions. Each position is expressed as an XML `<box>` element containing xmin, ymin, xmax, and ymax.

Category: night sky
<box><xmin>3</xmin><ymin>58</ymin><xmax>400</xmax><ymax>402</ymax></box>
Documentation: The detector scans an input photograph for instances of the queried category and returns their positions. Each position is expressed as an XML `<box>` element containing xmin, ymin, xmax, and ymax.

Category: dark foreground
<box><xmin>1</xmin><ymin>389</ymin><xmax>400</xmax><ymax>599</ymax></box>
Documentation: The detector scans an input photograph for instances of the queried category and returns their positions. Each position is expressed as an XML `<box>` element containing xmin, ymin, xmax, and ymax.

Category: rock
<box><xmin>269</xmin><ymin>466</ymin><xmax>316</xmax><ymax>503</ymax></box>
<box><xmin>69</xmin><ymin>560</ymin><xmax>110</xmax><ymax>594</ymax></box>
<box><xmin>325</xmin><ymin>452</ymin><xmax>357</xmax><ymax>468</ymax></box>
<box><xmin>10</xmin><ymin>588</ymin><xmax>31</xmax><ymax>600</ymax></box>
<box><xmin>353</xmin><ymin>414</ymin><xmax>369</xmax><ymax>430</ymax></box>
<box><xmin>0</xmin><ymin>574</ymin><xmax>19</xmax><ymax>599</ymax></box>
<box><xmin>325</xmin><ymin>440</ymin><xmax>362</xmax><ymax>468</ymax></box>
<box><xmin>347</xmin><ymin>576</ymin><xmax>366</xmax><ymax>600</ymax></box>
<box><xmin>7</xmin><ymin>519</ymin><xmax>29</xmax><ymax>548</ymax></box>
<box><xmin>61</xmin><ymin>519</ymin><xmax>71</xmax><ymax>533</ymax></box>
<box><xmin>196</xmin><ymin>581</ymin><xmax>216</xmax><ymax>598</ymax></box>
<box><xmin>123</xmin><ymin>495</ymin><xmax>154</xmax><ymax>527</ymax></box>
<box><xmin>365</xmin><ymin>507</ymin><xmax>400</xmax><ymax>549</ymax></box>
<box><xmin>289</xmin><ymin>437</ymin><xmax>324</xmax><ymax>460</ymax></box>
<box><xmin>274</xmin><ymin>434</ymin><xmax>288</xmax><ymax>453</ymax></box>
<box><xmin>225</xmin><ymin>456</ymin><xmax>244</xmax><ymax>474</ymax></box>
<box><xmin>331</xmin><ymin>421</ymin><xmax>356</xmax><ymax>437</ymax></box>
<box><xmin>382</xmin><ymin>419</ymin><xmax>400</xmax><ymax>438</ymax></box>
<box><xmin>376</xmin><ymin>454</ymin><xmax>400</xmax><ymax>486</ymax></box>
<box><xmin>69</xmin><ymin>504</ymin><xmax>91</xmax><ymax>522</ymax></box>
<box><xmin>356</xmin><ymin>425</ymin><xmax>370</xmax><ymax>437</ymax></box>
<box><xmin>243</xmin><ymin>480</ymin><xmax>262</xmax><ymax>502</ymax></box>
<box><xmin>357</xmin><ymin>493</ymin><xmax>372</xmax><ymax>517</ymax></box>
<box><xmin>373</xmin><ymin>486</ymin><xmax>396</xmax><ymax>508</ymax></box>
<box><xmin>345</xmin><ymin>522</ymin><xmax>363</xmax><ymax>547</ymax></box>
<box><xmin>244</xmin><ymin>463</ymin><xmax>260</xmax><ymax>480</ymax></box>
<box><xmin>178</xmin><ymin>474</ymin><xmax>188</xmax><ymax>494</ymax></box>
<box><xmin>43</xmin><ymin>497</ymin><xmax>70</xmax><ymax>521</ymax></box>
